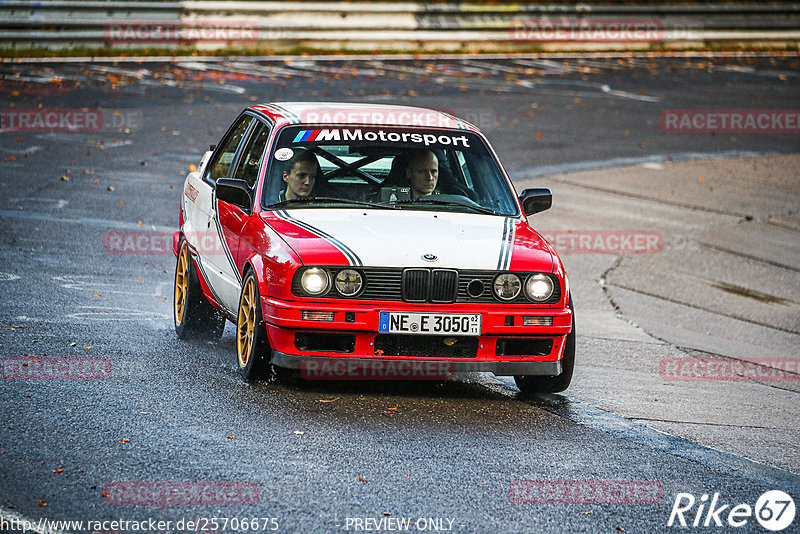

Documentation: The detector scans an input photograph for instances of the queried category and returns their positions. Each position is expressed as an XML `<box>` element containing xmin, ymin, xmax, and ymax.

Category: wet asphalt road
<box><xmin>0</xmin><ymin>55</ymin><xmax>799</xmax><ymax>533</ymax></box>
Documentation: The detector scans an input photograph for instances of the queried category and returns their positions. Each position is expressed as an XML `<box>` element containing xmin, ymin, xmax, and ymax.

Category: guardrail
<box><xmin>1</xmin><ymin>1</ymin><xmax>799</xmax><ymax>53</ymax></box>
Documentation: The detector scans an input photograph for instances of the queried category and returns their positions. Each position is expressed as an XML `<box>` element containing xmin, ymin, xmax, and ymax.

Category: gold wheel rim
<box><xmin>237</xmin><ymin>277</ymin><xmax>256</xmax><ymax>368</ymax></box>
<box><xmin>174</xmin><ymin>242</ymin><xmax>189</xmax><ymax>326</ymax></box>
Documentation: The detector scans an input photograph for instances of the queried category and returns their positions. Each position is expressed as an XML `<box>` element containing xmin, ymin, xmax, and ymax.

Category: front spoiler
<box><xmin>271</xmin><ymin>350</ymin><xmax>562</xmax><ymax>377</ymax></box>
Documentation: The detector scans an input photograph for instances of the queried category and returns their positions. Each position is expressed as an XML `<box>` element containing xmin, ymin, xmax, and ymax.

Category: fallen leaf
<box><xmin>536</xmin><ymin>132</ymin><xmax>542</xmax><ymax>139</ymax></box>
<box><xmin>119</xmin><ymin>439</ymin><xmax>130</xmax><ymax>444</ymax></box>
<box><xmin>101</xmin><ymin>492</ymin><xmax>108</xmax><ymax>498</ymax></box>
<box><xmin>53</xmin><ymin>468</ymin><xmax>63</xmax><ymax>473</ymax></box>
<box><xmin>227</xmin><ymin>435</ymin><xmax>235</xmax><ymax>439</ymax></box>
<box><xmin>189</xmin><ymin>164</ymin><xmax>198</xmax><ymax>172</ymax></box>
<box><xmin>318</xmin><ymin>398</ymin><xmax>340</xmax><ymax>403</ymax></box>
<box><xmin>85</xmin><ymin>346</ymin><xmax>91</xmax><ymax>350</ymax></box>
<box><xmin>60</xmin><ymin>176</ymin><xmax>70</xmax><ymax>182</ymax></box>
<box><xmin>293</xmin><ymin>430</ymin><xmax>304</xmax><ymax>435</ymax></box>
<box><xmin>38</xmin><ymin>501</ymin><xmax>48</xmax><ymax>507</ymax></box>
<box><xmin>93</xmin><ymin>293</ymin><xmax>102</xmax><ymax>297</ymax></box>
<box><xmin>388</xmin><ymin>404</ymin><xmax>399</xmax><ymax>411</ymax></box>
<box><xmin>358</xmin><ymin>477</ymin><xmax>366</xmax><ymax>482</ymax></box>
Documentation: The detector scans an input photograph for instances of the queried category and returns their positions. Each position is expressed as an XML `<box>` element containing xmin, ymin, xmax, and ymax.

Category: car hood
<box><xmin>262</xmin><ymin>209</ymin><xmax>554</xmax><ymax>272</ymax></box>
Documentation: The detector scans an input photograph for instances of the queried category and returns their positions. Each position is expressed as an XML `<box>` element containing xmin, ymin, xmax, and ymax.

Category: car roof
<box><xmin>248</xmin><ymin>102</ymin><xmax>479</xmax><ymax>132</ymax></box>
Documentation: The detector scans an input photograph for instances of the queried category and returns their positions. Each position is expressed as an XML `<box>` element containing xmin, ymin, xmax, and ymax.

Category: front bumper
<box><xmin>262</xmin><ymin>296</ymin><xmax>572</xmax><ymax>378</ymax></box>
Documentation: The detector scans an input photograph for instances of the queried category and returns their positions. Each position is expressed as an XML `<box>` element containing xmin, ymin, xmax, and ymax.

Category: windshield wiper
<box><xmin>267</xmin><ymin>196</ymin><xmax>399</xmax><ymax>210</ymax></box>
<box><xmin>393</xmin><ymin>198</ymin><xmax>500</xmax><ymax>215</ymax></box>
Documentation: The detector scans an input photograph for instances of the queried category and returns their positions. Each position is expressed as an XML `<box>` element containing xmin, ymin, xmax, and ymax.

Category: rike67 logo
<box><xmin>668</xmin><ymin>490</ymin><xmax>795</xmax><ymax>531</ymax></box>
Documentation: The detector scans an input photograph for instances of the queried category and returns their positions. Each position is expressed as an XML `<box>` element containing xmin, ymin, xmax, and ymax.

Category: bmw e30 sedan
<box><xmin>173</xmin><ymin>102</ymin><xmax>574</xmax><ymax>394</ymax></box>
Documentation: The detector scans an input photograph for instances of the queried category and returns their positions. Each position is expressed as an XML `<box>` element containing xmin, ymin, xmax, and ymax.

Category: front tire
<box><xmin>236</xmin><ymin>270</ymin><xmax>270</xmax><ymax>380</ymax></box>
<box><xmin>515</xmin><ymin>293</ymin><xmax>575</xmax><ymax>396</ymax></box>
<box><xmin>174</xmin><ymin>239</ymin><xmax>225</xmax><ymax>340</ymax></box>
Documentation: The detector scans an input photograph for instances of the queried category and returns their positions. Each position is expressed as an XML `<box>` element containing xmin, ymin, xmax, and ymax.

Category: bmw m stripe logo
<box><xmin>293</xmin><ymin>129</ymin><xmax>321</xmax><ymax>143</ymax></box>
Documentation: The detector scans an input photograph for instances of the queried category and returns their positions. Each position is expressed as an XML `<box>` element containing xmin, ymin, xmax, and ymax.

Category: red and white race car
<box><xmin>173</xmin><ymin>102</ymin><xmax>574</xmax><ymax>394</ymax></box>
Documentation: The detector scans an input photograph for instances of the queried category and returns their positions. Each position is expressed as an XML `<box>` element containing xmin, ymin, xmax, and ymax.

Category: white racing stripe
<box><xmin>281</xmin><ymin>209</ymin><xmax>511</xmax><ymax>269</ymax></box>
<box><xmin>497</xmin><ymin>216</ymin><xmax>515</xmax><ymax>270</ymax></box>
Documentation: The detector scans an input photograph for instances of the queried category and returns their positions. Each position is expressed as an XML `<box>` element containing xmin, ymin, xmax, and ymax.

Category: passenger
<box><xmin>405</xmin><ymin>149</ymin><xmax>439</xmax><ymax>200</ymax></box>
<box><xmin>279</xmin><ymin>148</ymin><xmax>319</xmax><ymax>201</ymax></box>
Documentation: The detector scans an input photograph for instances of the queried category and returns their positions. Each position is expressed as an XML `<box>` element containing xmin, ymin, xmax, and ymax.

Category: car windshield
<box><xmin>262</xmin><ymin>125</ymin><xmax>519</xmax><ymax>216</ymax></box>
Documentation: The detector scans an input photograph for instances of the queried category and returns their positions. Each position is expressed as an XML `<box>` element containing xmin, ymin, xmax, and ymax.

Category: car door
<box><xmin>194</xmin><ymin>115</ymin><xmax>253</xmax><ymax>314</ymax></box>
<box><xmin>221</xmin><ymin>119</ymin><xmax>272</xmax><ymax>274</ymax></box>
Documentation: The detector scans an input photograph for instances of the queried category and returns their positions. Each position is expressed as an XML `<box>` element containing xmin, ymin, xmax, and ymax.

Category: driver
<box><xmin>279</xmin><ymin>148</ymin><xmax>319</xmax><ymax>201</ymax></box>
<box><xmin>405</xmin><ymin>149</ymin><xmax>439</xmax><ymax>200</ymax></box>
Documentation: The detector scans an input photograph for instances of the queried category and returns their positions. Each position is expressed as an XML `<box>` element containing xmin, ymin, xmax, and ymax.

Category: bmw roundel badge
<box><xmin>422</xmin><ymin>253</ymin><xmax>438</xmax><ymax>262</ymax></box>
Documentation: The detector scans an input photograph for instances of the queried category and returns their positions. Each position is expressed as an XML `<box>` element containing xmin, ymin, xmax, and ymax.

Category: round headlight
<box><xmin>493</xmin><ymin>273</ymin><xmax>521</xmax><ymax>301</ymax></box>
<box><xmin>335</xmin><ymin>269</ymin><xmax>363</xmax><ymax>296</ymax></box>
<box><xmin>525</xmin><ymin>274</ymin><xmax>554</xmax><ymax>301</ymax></box>
<box><xmin>301</xmin><ymin>268</ymin><xmax>329</xmax><ymax>295</ymax></box>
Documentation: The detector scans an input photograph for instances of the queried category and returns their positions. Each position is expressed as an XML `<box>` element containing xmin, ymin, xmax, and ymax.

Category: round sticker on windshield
<box><xmin>274</xmin><ymin>148</ymin><xmax>294</xmax><ymax>161</ymax></box>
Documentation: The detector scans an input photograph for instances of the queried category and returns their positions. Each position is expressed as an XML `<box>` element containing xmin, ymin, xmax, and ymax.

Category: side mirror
<box><xmin>519</xmin><ymin>188</ymin><xmax>552</xmax><ymax>216</ymax></box>
<box><xmin>216</xmin><ymin>178</ymin><xmax>252</xmax><ymax>214</ymax></box>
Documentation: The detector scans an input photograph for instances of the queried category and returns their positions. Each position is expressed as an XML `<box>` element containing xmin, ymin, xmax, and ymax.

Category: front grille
<box><xmin>294</xmin><ymin>268</ymin><xmax>560</xmax><ymax>304</ymax></box>
<box><xmin>401</xmin><ymin>268</ymin><xmax>458</xmax><ymax>303</ymax></box>
<box><xmin>402</xmin><ymin>269</ymin><xmax>429</xmax><ymax>302</ymax></box>
<box><xmin>374</xmin><ymin>334</ymin><xmax>478</xmax><ymax>358</ymax></box>
<box><xmin>430</xmin><ymin>269</ymin><xmax>458</xmax><ymax>303</ymax></box>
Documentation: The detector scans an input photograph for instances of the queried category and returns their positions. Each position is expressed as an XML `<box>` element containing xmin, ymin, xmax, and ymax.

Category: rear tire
<box><xmin>515</xmin><ymin>293</ymin><xmax>575</xmax><ymax>396</ymax></box>
<box><xmin>174</xmin><ymin>239</ymin><xmax>225</xmax><ymax>340</ymax></box>
<box><xmin>236</xmin><ymin>270</ymin><xmax>270</xmax><ymax>380</ymax></box>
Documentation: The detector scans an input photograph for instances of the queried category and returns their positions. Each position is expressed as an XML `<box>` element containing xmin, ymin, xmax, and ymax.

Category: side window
<box><xmin>207</xmin><ymin>116</ymin><xmax>252</xmax><ymax>183</ymax></box>
<box><xmin>233</xmin><ymin>122</ymin><xmax>270</xmax><ymax>188</ymax></box>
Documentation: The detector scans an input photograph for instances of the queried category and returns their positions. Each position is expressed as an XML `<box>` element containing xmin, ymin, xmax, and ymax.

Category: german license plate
<box><xmin>379</xmin><ymin>312</ymin><xmax>481</xmax><ymax>336</ymax></box>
